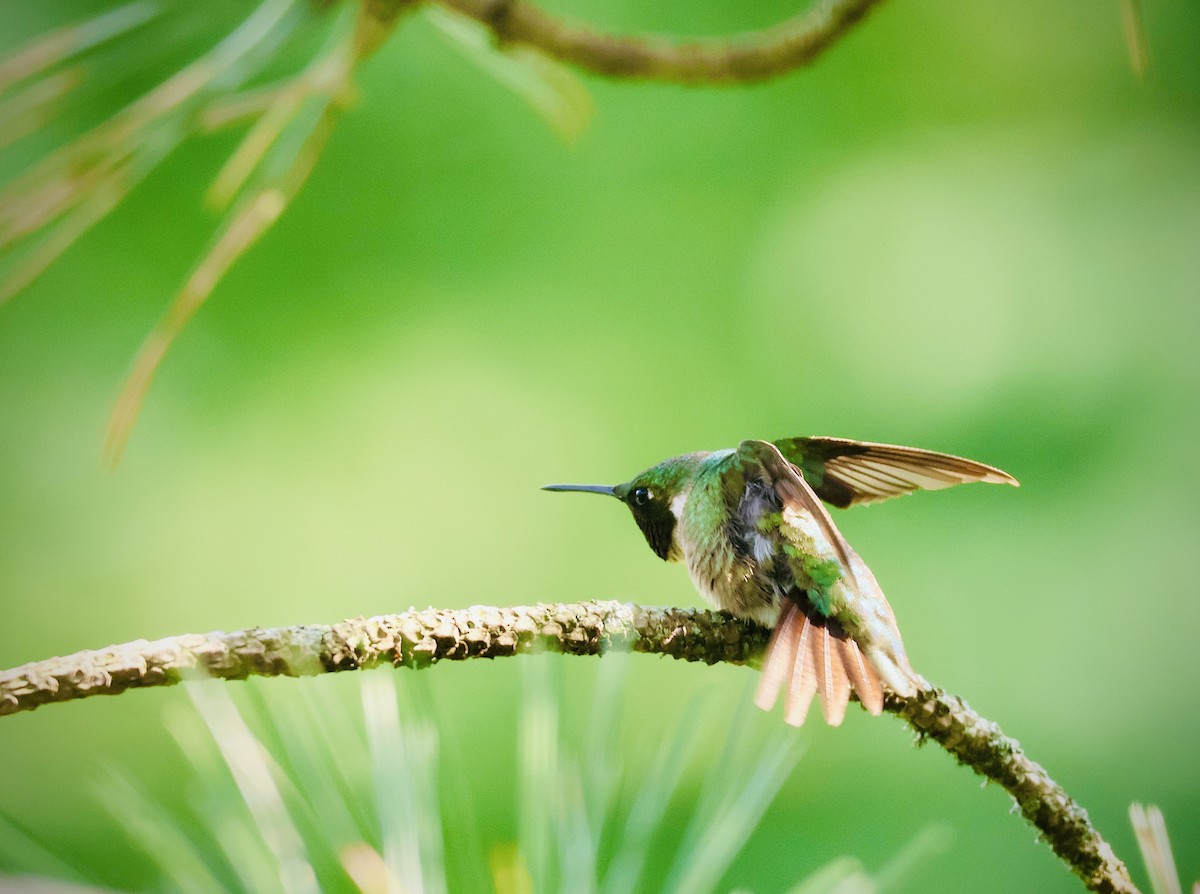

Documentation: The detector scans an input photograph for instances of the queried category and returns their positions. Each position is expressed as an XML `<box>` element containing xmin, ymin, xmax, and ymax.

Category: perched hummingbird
<box><xmin>544</xmin><ymin>437</ymin><xmax>1017</xmax><ymax>727</ymax></box>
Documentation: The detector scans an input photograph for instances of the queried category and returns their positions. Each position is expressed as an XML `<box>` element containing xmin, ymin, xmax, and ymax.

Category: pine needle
<box><xmin>598</xmin><ymin>694</ymin><xmax>698</xmax><ymax>894</ymax></box>
<box><xmin>104</xmin><ymin>4</ymin><xmax>363</xmax><ymax>461</ymax></box>
<box><xmin>0</xmin><ymin>0</ymin><xmax>596</xmax><ymax>459</ymax></box>
<box><xmin>518</xmin><ymin>655</ymin><xmax>559</xmax><ymax>894</ymax></box>
<box><xmin>0</xmin><ymin>69</ymin><xmax>82</xmax><ymax>150</ymax></box>
<box><xmin>184</xmin><ymin>679</ymin><xmax>321</xmax><ymax>894</ymax></box>
<box><xmin>95</xmin><ymin>768</ymin><xmax>229</xmax><ymax>894</ymax></box>
<box><xmin>104</xmin><ymin>186</ymin><xmax>286</xmax><ymax>462</ymax></box>
<box><xmin>0</xmin><ymin>1</ymin><xmax>159</xmax><ymax>96</ymax></box>
<box><xmin>426</xmin><ymin>6</ymin><xmax>594</xmax><ymax>145</ymax></box>
<box><xmin>783</xmin><ymin>858</ymin><xmax>873</xmax><ymax>894</ymax></box>
<box><xmin>1119</xmin><ymin>0</ymin><xmax>1149</xmax><ymax>79</ymax></box>
<box><xmin>1130</xmin><ymin>803</ymin><xmax>1182</xmax><ymax>894</ymax></box>
<box><xmin>362</xmin><ymin>674</ymin><xmax>447</xmax><ymax>894</ymax></box>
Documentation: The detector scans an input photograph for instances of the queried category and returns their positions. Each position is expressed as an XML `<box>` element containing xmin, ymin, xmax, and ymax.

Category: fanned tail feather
<box><xmin>755</xmin><ymin>601</ymin><xmax>887</xmax><ymax>727</ymax></box>
<box><xmin>754</xmin><ymin>601</ymin><xmax>802</xmax><ymax>712</ymax></box>
<box><xmin>837</xmin><ymin>638</ymin><xmax>883</xmax><ymax>715</ymax></box>
<box><xmin>814</xmin><ymin>623</ymin><xmax>852</xmax><ymax>725</ymax></box>
<box><xmin>785</xmin><ymin>614</ymin><xmax>819</xmax><ymax>726</ymax></box>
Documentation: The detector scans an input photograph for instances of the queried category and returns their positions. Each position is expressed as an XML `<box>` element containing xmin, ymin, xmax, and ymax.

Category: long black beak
<box><xmin>541</xmin><ymin>483</ymin><xmax>618</xmax><ymax>497</ymax></box>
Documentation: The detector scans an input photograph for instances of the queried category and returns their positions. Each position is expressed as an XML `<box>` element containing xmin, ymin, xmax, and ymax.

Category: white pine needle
<box><xmin>184</xmin><ymin>680</ymin><xmax>320</xmax><ymax>894</ymax></box>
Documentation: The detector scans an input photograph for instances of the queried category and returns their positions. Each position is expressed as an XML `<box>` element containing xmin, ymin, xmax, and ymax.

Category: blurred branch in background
<box><xmin>0</xmin><ymin>600</ymin><xmax>1139</xmax><ymax>894</ymax></box>
<box><xmin>438</xmin><ymin>0</ymin><xmax>884</xmax><ymax>83</ymax></box>
<box><xmin>0</xmin><ymin>0</ymin><xmax>883</xmax><ymax>459</ymax></box>
<box><xmin>0</xmin><ymin>0</ymin><xmax>375</xmax><ymax>460</ymax></box>
<box><xmin>0</xmin><ymin>0</ymin><xmax>1149</xmax><ymax>456</ymax></box>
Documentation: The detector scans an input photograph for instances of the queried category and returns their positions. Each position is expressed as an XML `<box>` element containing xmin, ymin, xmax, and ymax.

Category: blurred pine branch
<box><xmin>0</xmin><ymin>0</ymin><xmax>884</xmax><ymax>458</ymax></box>
<box><xmin>1</xmin><ymin>649</ymin><xmax>940</xmax><ymax>893</ymax></box>
<box><xmin>0</xmin><ymin>600</ymin><xmax>1140</xmax><ymax>894</ymax></box>
<box><xmin>0</xmin><ymin>0</ymin><xmax>1145</xmax><ymax>455</ymax></box>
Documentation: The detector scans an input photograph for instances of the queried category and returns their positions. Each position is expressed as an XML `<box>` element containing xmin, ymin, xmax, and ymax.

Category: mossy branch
<box><xmin>438</xmin><ymin>0</ymin><xmax>885</xmax><ymax>84</ymax></box>
<box><xmin>0</xmin><ymin>600</ymin><xmax>1138</xmax><ymax>894</ymax></box>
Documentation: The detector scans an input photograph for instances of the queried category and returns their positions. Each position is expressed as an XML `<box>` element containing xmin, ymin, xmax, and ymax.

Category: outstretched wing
<box><xmin>773</xmin><ymin>435</ymin><xmax>1019</xmax><ymax>508</ymax></box>
<box><xmin>735</xmin><ymin>440</ymin><xmax>916</xmax><ymax>728</ymax></box>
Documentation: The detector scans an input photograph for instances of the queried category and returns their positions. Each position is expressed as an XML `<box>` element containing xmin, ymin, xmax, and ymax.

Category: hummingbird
<box><xmin>544</xmin><ymin>437</ymin><xmax>1017</xmax><ymax>727</ymax></box>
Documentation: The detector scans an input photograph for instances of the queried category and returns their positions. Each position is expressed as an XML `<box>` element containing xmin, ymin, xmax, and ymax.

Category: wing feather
<box><xmin>773</xmin><ymin>436</ymin><xmax>1019</xmax><ymax>508</ymax></box>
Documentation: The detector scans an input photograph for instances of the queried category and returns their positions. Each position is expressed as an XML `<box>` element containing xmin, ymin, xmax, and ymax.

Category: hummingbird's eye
<box><xmin>631</xmin><ymin>486</ymin><xmax>651</xmax><ymax>506</ymax></box>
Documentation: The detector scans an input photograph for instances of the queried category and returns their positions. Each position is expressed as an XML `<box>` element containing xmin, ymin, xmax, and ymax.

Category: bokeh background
<box><xmin>1</xmin><ymin>0</ymin><xmax>1198</xmax><ymax>891</ymax></box>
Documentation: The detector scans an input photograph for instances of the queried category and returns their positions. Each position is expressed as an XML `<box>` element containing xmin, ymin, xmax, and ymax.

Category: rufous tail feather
<box><xmin>755</xmin><ymin>601</ymin><xmax>801</xmax><ymax>713</ymax></box>
<box><xmin>814</xmin><ymin>623</ymin><xmax>851</xmax><ymax>725</ymax></box>
<box><xmin>785</xmin><ymin>612</ymin><xmax>819</xmax><ymax>726</ymax></box>
<box><xmin>754</xmin><ymin>601</ymin><xmax>888</xmax><ymax>727</ymax></box>
<box><xmin>837</xmin><ymin>638</ymin><xmax>883</xmax><ymax>715</ymax></box>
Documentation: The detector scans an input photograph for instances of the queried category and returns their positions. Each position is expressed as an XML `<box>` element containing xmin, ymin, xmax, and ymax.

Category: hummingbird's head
<box><xmin>543</xmin><ymin>453</ymin><xmax>706</xmax><ymax>562</ymax></box>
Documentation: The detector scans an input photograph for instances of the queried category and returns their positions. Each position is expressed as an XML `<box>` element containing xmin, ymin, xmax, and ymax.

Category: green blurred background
<box><xmin>1</xmin><ymin>0</ymin><xmax>1198</xmax><ymax>890</ymax></box>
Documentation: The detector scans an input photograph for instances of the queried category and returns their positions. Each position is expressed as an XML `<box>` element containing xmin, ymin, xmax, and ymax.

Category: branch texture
<box><xmin>887</xmin><ymin>691</ymin><xmax>1138</xmax><ymax>894</ymax></box>
<box><xmin>439</xmin><ymin>0</ymin><xmax>886</xmax><ymax>84</ymax></box>
<box><xmin>0</xmin><ymin>601</ymin><xmax>1137</xmax><ymax>894</ymax></box>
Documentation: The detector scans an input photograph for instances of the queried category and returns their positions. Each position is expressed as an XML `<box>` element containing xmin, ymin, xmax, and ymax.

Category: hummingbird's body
<box><xmin>546</xmin><ymin>437</ymin><xmax>1017</xmax><ymax>727</ymax></box>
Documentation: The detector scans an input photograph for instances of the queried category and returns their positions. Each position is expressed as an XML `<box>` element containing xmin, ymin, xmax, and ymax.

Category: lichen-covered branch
<box><xmin>888</xmin><ymin>690</ymin><xmax>1138</xmax><ymax>894</ymax></box>
<box><xmin>0</xmin><ymin>602</ymin><xmax>765</xmax><ymax>716</ymax></box>
<box><xmin>0</xmin><ymin>601</ymin><xmax>1137</xmax><ymax>894</ymax></box>
<box><xmin>437</xmin><ymin>0</ymin><xmax>886</xmax><ymax>84</ymax></box>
